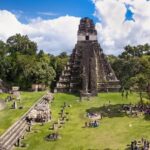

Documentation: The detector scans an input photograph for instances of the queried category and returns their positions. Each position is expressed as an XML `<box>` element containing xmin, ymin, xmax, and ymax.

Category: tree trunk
<box><xmin>139</xmin><ymin>91</ymin><xmax>143</xmax><ymax>103</ymax></box>
<box><xmin>147</xmin><ymin>83</ymin><xmax>150</xmax><ymax>100</ymax></box>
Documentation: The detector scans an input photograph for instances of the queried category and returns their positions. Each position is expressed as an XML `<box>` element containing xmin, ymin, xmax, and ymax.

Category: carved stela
<box><xmin>55</xmin><ymin>17</ymin><xmax>120</xmax><ymax>96</ymax></box>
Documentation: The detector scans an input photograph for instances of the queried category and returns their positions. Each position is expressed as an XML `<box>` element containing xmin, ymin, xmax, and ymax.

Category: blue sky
<box><xmin>0</xmin><ymin>0</ymin><xmax>97</xmax><ymax>23</ymax></box>
<box><xmin>0</xmin><ymin>0</ymin><xmax>135</xmax><ymax>23</ymax></box>
<box><xmin>0</xmin><ymin>0</ymin><xmax>149</xmax><ymax>55</ymax></box>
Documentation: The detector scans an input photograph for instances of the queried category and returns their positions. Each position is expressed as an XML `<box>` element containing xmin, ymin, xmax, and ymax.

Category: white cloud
<box><xmin>0</xmin><ymin>0</ymin><xmax>150</xmax><ymax>56</ymax></box>
<box><xmin>24</xmin><ymin>16</ymin><xmax>80</xmax><ymax>54</ymax></box>
<box><xmin>93</xmin><ymin>0</ymin><xmax>150</xmax><ymax>55</ymax></box>
<box><xmin>0</xmin><ymin>10</ymin><xmax>24</xmax><ymax>40</ymax></box>
<box><xmin>37</xmin><ymin>12</ymin><xmax>58</xmax><ymax>16</ymax></box>
<box><xmin>0</xmin><ymin>10</ymin><xmax>80</xmax><ymax>55</ymax></box>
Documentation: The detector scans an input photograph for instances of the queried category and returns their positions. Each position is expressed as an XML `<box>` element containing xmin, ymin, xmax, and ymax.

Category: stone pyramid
<box><xmin>55</xmin><ymin>17</ymin><xmax>120</xmax><ymax>96</ymax></box>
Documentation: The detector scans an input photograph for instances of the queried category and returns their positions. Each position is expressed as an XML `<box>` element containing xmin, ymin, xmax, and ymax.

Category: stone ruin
<box><xmin>55</xmin><ymin>17</ymin><xmax>120</xmax><ymax>96</ymax></box>
<box><xmin>11</xmin><ymin>86</ymin><xmax>21</xmax><ymax>100</ymax></box>
<box><xmin>32</xmin><ymin>84</ymin><xmax>46</xmax><ymax>92</ymax></box>
<box><xmin>28</xmin><ymin>103</ymin><xmax>50</xmax><ymax>122</ymax></box>
<box><xmin>0</xmin><ymin>100</ymin><xmax>6</xmax><ymax>110</ymax></box>
<box><xmin>27</xmin><ymin>93</ymin><xmax>52</xmax><ymax>123</ymax></box>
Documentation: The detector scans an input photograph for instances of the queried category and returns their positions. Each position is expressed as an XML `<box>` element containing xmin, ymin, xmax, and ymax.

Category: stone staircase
<box><xmin>0</xmin><ymin>93</ymin><xmax>51</xmax><ymax>150</ymax></box>
<box><xmin>0</xmin><ymin>118</ymin><xmax>28</xmax><ymax>150</ymax></box>
<box><xmin>55</xmin><ymin>41</ymin><xmax>120</xmax><ymax>94</ymax></box>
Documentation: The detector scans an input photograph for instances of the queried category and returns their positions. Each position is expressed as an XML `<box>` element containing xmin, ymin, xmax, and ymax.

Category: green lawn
<box><xmin>13</xmin><ymin>93</ymin><xmax>150</xmax><ymax>150</ymax></box>
<box><xmin>0</xmin><ymin>91</ymin><xmax>46</xmax><ymax>135</ymax></box>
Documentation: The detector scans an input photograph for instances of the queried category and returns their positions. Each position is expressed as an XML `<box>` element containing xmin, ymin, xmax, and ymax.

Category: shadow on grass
<box><xmin>144</xmin><ymin>115</ymin><xmax>150</xmax><ymax>120</ymax></box>
<box><xmin>86</xmin><ymin>104</ymin><xmax>126</xmax><ymax>118</ymax></box>
<box><xmin>86</xmin><ymin>104</ymin><xmax>150</xmax><ymax>120</ymax></box>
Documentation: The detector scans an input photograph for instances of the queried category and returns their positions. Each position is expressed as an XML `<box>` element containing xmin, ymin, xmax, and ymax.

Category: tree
<box><xmin>0</xmin><ymin>40</ymin><xmax>8</xmax><ymax>57</ymax></box>
<box><xmin>111</xmin><ymin>44</ymin><xmax>150</xmax><ymax>92</ymax></box>
<box><xmin>58</xmin><ymin>52</ymin><xmax>68</xmax><ymax>58</ymax></box>
<box><xmin>0</xmin><ymin>34</ymin><xmax>57</xmax><ymax>90</ymax></box>
<box><xmin>107</xmin><ymin>55</ymin><xmax>118</xmax><ymax>64</ymax></box>
<box><xmin>140</xmin><ymin>55</ymin><xmax>150</xmax><ymax>99</ymax></box>
<box><xmin>130</xmin><ymin>74</ymin><xmax>147</xmax><ymax>102</ymax></box>
<box><xmin>0</xmin><ymin>40</ymin><xmax>8</xmax><ymax>79</ymax></box>
<box><xmin>26</xmin><ymin>61</ymin><xmax>56</xmax><ymax>86</ymax></box>
<box><xmin>7</xmin><ymin>34</ymin><xmax>37</xmax><ymax>55</ymax></box>
<box><xmin>119</xmin><ymin>44</ymin><xmax>150</xmax><ymax>59</ymax></box>
<box><xmin>49</xmin><ymin>52</ymin><xmax>69</xmax><ymax>90</ymax></box>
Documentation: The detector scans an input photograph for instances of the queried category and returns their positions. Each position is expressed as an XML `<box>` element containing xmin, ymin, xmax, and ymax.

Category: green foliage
<box><xmin>0</xmin><ymin>34</ymin><xmax>56</xmax><ymax>90</ymax></box>
<box><xmin>0</xmin><ymin>34</ymin><xmax>70</xmax><ymax>90</ymax></box>
<box><xmin>0</xmin><ymin>41</ymin><xmax>8</xmax><ymax>79</ymax></box>
<box><xmin>50</xmin><ymin>53</ymin><xmax>69</xmax><ymax>90</ymax></box>
<box><xmin>110</xmin><ymin>44</ymin><xmax>150</xmax><ymax>95</ymax></box>
<box><xmin>7</xmin><ymin>34</ymin><xmax>37</xmax><ymax>55</ymax></box>
<box><xmin>0</xmin><ymin>34</ymin><xmax>149</xmax><ymax>92</ymax></box>
<box><xmin>26</xmin><ymin>60</ymin><xmax>56</xmax><ymax>85</ymax></box>
<box><xmin>58</xmin><ymin>52</ymin><xmax>68</xmax><ymax>58</ymax></box>
<box><xmin>119</xmin><ymin>43</ymin><xmax>150</xmax><ymax>59</ymax></box>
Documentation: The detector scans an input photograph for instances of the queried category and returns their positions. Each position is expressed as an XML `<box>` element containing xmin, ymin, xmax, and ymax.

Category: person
<box><xmin>17</xmin><ymin>138</ymin><xmax>20</xmax><ymax>147</ymax></box>
<box><xmin>94</xmin><ymin>120</ymin><xmax>99</xmax><ymax>127</ymax></box>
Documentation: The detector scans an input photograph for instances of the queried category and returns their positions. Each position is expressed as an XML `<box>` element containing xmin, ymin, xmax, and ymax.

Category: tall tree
<box><xmin>7</xmin><ymin>34</ymin><xmax>37</xmax><ymax>55</ymax></box>
<box><xmin>0</xmin><ymin>40</ymin><xmax>8</xmax><ymax>79</ymax></box>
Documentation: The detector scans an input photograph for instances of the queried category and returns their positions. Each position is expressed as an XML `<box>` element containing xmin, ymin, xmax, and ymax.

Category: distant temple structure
<box><xmin>55</xmin><ymin>17</ymin><xmax>120</xmax><ymax>96</ymax></box>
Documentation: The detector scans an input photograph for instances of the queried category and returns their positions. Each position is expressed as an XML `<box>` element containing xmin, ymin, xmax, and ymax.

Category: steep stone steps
<box><xmin>2</xmin><ymin>121</ymin><xmax>27</xmax><ymax>150</ymax></box>
<box><xmin>0</xmin><ymin>93</ymin><xmax>51</xmax><ymax>150</ymax></box>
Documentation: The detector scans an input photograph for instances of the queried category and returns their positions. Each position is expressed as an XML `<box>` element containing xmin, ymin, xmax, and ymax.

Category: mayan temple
<box><xmin>55</xmin><ymin>17</ymin><xmax>120</xmax><ymax>96</ymax></box>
